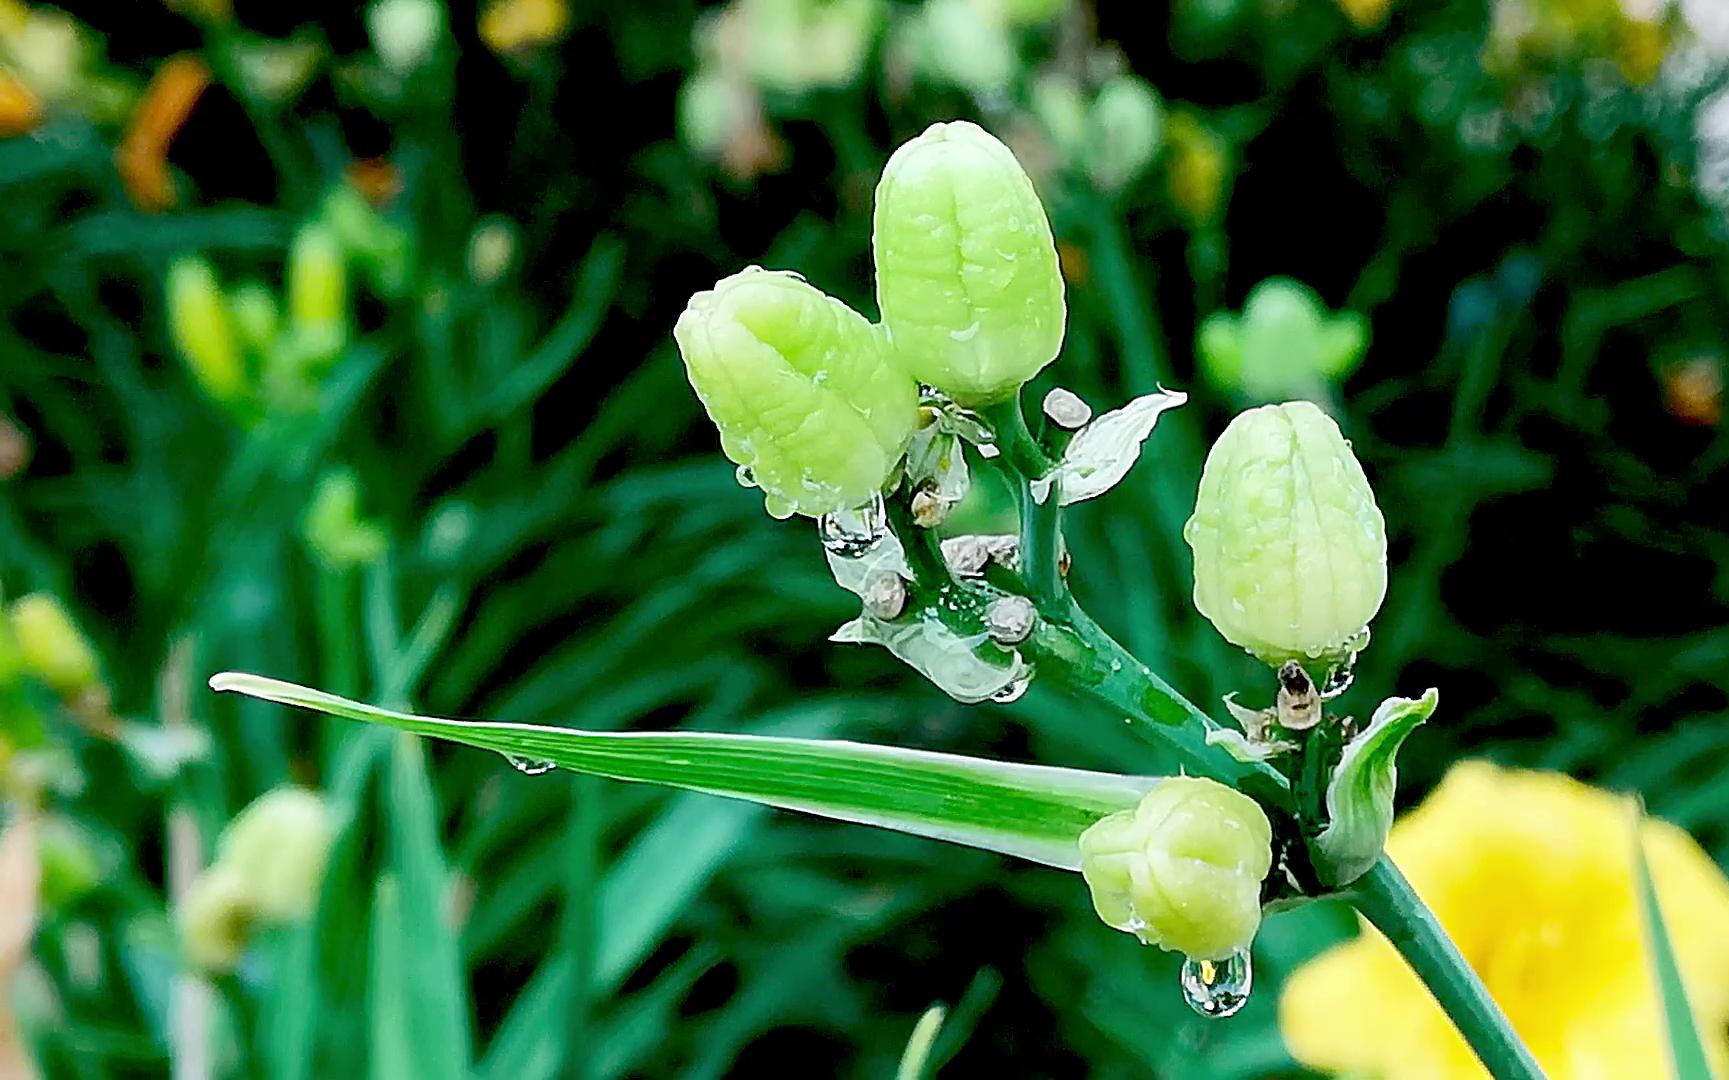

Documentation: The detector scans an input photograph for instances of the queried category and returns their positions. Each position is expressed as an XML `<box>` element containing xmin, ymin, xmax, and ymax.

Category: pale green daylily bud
<box><xmin>167</xmin><ymin>257</ymin><xmax>246</xmax><ymax>403</ymax></box>
<box><xmin>216</xmin><ymin>786</ymin><xmax>333</xmax><ymax>922</ymax></box>
<box><xmin>177</xmin><ymin>864</ymin><xmax>253</xmax><ymax>973</ymax></box>
<box><xmin>368</xmin><ymin>0</ymin><xmax>443</xmax><ymax>76</ymax></box>
<box><xmin>873</xmin><ymin>121</ymin><xmax>1066</xmax><ymax>405</ymax></box>
<box><xmin>1185</xmin><ymin>402</ymin><xmax>1387</xmax><ymax>667</ymax></box>
<box><xmin>1313</xmin><ymin>689</ymin><xmax>1437</xmax><ymax>887</ymax></box>
<box><xmin>286</xmin><ymin>223</ymin><xmax>348</xmax><ymax>368</ymax></box>
<box><xmin>303</xmin><ymin>467</ymin><xmax>389</xmax><ymax>569</ymax></box>
<box><xmin>675</xmin><ymin>266</ymin><xmax>919</xmax><ymax>519</ymax></box>
<box><xmin>1078</xmin><ymin>777</ymin><xmax>1272</xmax><ymax>961</ymax></box>
<box><xmin>7</xmin><ymin>594</ymin><xmax>99</xmax><ymax>696</ymax></box>
<box><xmin>228</xmin><ymin>282</ymin><xmax>281</xmax><ymax>356</ymax></box>
<box><xmin>1084</xmin><ymin>75</ymin><xmax>1163</xmax><ymax>193</ymax></box>
<box><xmin>1197</xmin><ymin>278</ymin><xmax>1368</xmax><ymax>402</ymax></box>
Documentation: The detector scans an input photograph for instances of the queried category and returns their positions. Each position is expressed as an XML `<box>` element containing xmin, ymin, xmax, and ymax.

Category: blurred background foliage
<box><xmin>2</xmin><ymin>0</ymin><xmax>1728</xmax><ymax>1075</ymax></box>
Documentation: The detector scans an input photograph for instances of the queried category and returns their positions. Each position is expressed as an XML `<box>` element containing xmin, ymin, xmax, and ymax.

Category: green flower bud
<box><xmin>303</xmin><ymin>468</ymin><xmax>389</xmax><ymax>569</ymax></box>
<box><xmin>167</xmin><ymin>257</ymin><xmax>246</xmax><ymax>403</ymax></box>
<box><xmin>7</xmin><ymin>593</ymin><xmax>99</xmax><ymax>696</ymax></box>
<box><xmin>1197</xmin><ymin>278</ymin><xmax>1368</xmax><ymax>402</ymax></box>
<box><xmin>1185</xmin><ymin>402</ymin><xmax>1387</xmax><ymax>667</ymax></box>
<box><xmin>368</xmin><ymin>0</ymin><xmax>443</xmax><ymax>76</ymax></box>
<box><xmin>216</xmin><ymin>786</ymin><xmax>333</xmax><ymax>922</ymax></box>
<box><xmin>177</xmin><ymin>864</ymin><xmax>252</xmax><ymax>973</ymax></box>
<box><xmin>675</xmin><ymin>266</ymin><xmax>919</xmax><ymax>519</ymax></box>
<box><xmin>903</xmin><ymin>0</ymin><xmax>1016</xmax><ymax>97</ymax></box>
<box><xmin>1312</xmin><ymin>689</ymin><xmax>1437</xmax><ymax>888</ymax></box>
<box><xmin>873</xmin><ymin>121</ymin><xmax>1066</xmax><ymax>405</ymax></box>
<box><xmin>37</xmin><ymin>815</ymin><xmax>103</xmax><ymax>909</ymax></box>
<box><xmin>1084</xmin><ymin>75</ymin><xmax>1163</xmax><ymax>193</ymax></box>
<box><xmin>228</xmin><ymin>282</ymin><xmax>281</xmax><ymax>355</ymax></box>
<box><xmin>286</xmin><ymin>223</ymin><xmax>348</xmax><ymax>369</ymax></box>
<box><xmin>1029</xmin><ymin>73</ymin><xmax>1088</xmax><ymax>163</ymax></box>
<box><xmin>741</xmin><ymin>0</ymin><xmax>881</xmax><ymax>93</ymax></box>
<box><xmin>1078</xmin><ymin>777</ymin><xmax>1272</xmax><ymax>961</ymax></box>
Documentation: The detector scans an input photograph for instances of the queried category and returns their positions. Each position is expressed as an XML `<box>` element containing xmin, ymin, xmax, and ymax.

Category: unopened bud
<box><xmin>8</xmin><ymin>594</ymin><xmax>99</xmax><ymax>696</ymax></box>
<box><xmin>873</xmin><ymin>122</ymin><xmax>1066</xmax><ymax>405</ymax></box>
<box><xmin>1078</xmin><ymin>777</ymin><xmax>1272</xmax><ymax>960</ymax></box>
<box><xmin>167</xmin><ymin>257</ymin><xmax>246</xmax><ymax>403</ymax></box>
<box><xmin>177</xmin><ymin>864</ymin><xmax>253</xmax><ymax>973</ymax></box>
<box><xmin>215</xmin><ymin>786</ymin><xmax>333</xmax><ymax>922</ymax></box>
<box><xmin>1185</xmin><ymin>402</ymin><xmax>1387</xmax><ymax>667</ymax></box>
<box><xmin>675</xmin><ymin>266</ymin><xmax>919</xmax><ymax>519</ymax></box>
<box><xmin>286</xmin><ymin>224</ymin><xmax>348</xmax><ymax>369</ymax></box>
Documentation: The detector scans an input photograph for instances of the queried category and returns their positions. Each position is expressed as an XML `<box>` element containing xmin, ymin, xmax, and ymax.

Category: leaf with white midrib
<box><xmin>210</xmin><ymin>672</ymin><xmax>1159</xmax><ymax>870</ymax></box>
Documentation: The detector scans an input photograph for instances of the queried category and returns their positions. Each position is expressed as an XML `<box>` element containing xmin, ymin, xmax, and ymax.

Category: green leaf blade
<box><xmin>1634</xmin><ymin>813</ymin><xmax>1714</xmax><ymax>1080</ymax></box>
<box><xmin>210</xmin><ymin>672</ymin><xmax>1158</xmax><ymax>870</ymax></box>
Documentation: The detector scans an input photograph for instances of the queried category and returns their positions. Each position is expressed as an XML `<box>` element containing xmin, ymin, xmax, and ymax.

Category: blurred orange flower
<box><xmin>0</xmin><ymin>69</ymin><xmax>39</xmax><ymax>136</ymax></box>
<box><xmin>115</xmin><ymin>53</ymin><xmax>208</xmax><ymax>212</ymax></box>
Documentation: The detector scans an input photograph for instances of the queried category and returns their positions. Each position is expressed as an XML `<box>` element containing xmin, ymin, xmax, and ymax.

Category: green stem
<box><xmin>1351</xmin><ymin>857</ymin><xmax>1545</xmax><ymax>1080</ymax></box>
<box><xmin>982</xmin><ymin>398</ymin><xmax>1064</xmax><ymax>608</ymax></box>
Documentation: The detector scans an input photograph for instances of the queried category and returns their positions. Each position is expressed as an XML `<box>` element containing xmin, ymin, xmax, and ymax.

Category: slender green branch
<box><xmin>1352</xmin><ymin>858</ymin><xmax>1543</xmax><ymax>1080</ymax></box>
<box><xmin>982</xmin><ymin>398</ymin><xmax>1065</xmax><ymax>608</ymax></box>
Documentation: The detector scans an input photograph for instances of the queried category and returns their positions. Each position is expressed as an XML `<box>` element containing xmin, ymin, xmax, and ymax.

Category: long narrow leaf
<box><xmin>209</xmin><ymin>672</ymin><xmax>1158</xmax><ymax>870</ymax></box>
<box><xmin>1633</xmin><ymin>814</ymin><xmax>1713</xmax><ymax>1080</ymax></box>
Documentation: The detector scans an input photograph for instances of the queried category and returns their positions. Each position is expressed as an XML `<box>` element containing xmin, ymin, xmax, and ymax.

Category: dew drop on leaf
<box><xmin>504</xmin><ymin>755</ymin><xmax>557</xmax><ymax>776</ymax></box>
<box><xmin>1180</xmin><ymin>950</ymin><xmax>1252</xmax><ymax>1019</ymax></box>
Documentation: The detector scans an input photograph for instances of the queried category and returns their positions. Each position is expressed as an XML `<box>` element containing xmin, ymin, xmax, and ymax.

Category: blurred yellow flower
<box><xmin>1335</xmin><ymin>0</ymin><xmax>1392</xmax><ymax>29</ymax></box>
<box><xmin>479</xmin><ymin>0</ymin><xmax>569</xmax><ymax>55</ymax></box>
<box><xmin>1165</xmin><ymin>111</ymin><xmax>1227</xmax><ymax>226</ymax></box>
<box><xmin>1281</xmin><ymin>761</ymin><xmax>1729</xmax><ymax>1079</ymax></box>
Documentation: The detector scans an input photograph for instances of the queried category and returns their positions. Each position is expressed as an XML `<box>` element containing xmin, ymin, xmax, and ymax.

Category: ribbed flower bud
<box><xmin>675</xmin><ymin>266</ymin><xmax>919</xmax><ymax>519</ymax></box>
<box><xmin>215</xmin><ymin>786</ymin><xmax>333</xmax><ymax>921</ymax></box>
<box><xmin>167</xmin><ymin>257</ymin><xmax>246</xmax><ymax>403</ymax></box>
<box><xmin>872</xmin><ymin>121</ymin><xmax>1066</xmax><ymax>405</ymax></box>
<box><xmin>1185</xmin><ymin>402</ymin><xmax>1387</xmax><ymax>667</ymax></box>
<box><xmin>1077</xmin><ymin>777</ymin><xmax>1273</xmax><ymax>961</ymax></box>
<box><xmin>7</xmin><ymin>593</ymin><xmax>99</xmax><ymax>696</ymax></box>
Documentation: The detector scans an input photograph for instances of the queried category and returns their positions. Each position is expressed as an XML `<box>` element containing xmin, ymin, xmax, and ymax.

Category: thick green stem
<box><xmin>1351</xmin><ymin>858</ymin><xmax>1545</xmax><ymax>1080</ymax></box>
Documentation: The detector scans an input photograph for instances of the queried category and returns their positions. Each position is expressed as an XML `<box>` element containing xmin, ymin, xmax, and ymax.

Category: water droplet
<box><xmin>817</xmin><ymin>493</ymin><xmax>888</xmax><ymax>558</ymax></box>
<box><xmin>505</xmin><ymin>755</ymin><xmax>557</xmax><ymax>776</ymax></box>
<box><xmin>1321</xmin><ymin>635</ymin><xmax>1366</xmax><ymax>700</ymax></box>
<box><xmin>735</xmin><ymin>464</ymin><xmax>757</xmax><ymax>489</ymax></box>
<box><xmin>1180</xmin><ymin>950</ymin><xmax>1252</xmax><ymax>1019</ymax></box>
<box><xmin>989</xmin><ymin>672</ymin><xmax>1032</xmax><ymax>704</ymax></box>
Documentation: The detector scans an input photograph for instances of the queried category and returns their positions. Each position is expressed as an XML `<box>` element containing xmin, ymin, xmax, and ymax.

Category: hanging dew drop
<box><xmin>504</xmin><ymin>755</ymin><xmax>557</xmax><ymax>776</ymax></box>
<box><xmin>734</xmin><ymin>464</ymin><xmax>757</xmax><ymax>489</ymax></box>
<box><xmin>817</xmin><ymin>492</ymin><xmax>889</xmax><ymax>558</ymax></box>
<box><xmin>1321</xmin><ymin>650</ymin><xmax>1360</xmax><ymax>700</ymax></box>
<box><xmin>1180</xmin><ymin>950</ymin><xmax>1252</xmax><ymax>1019</ymax></box>
<box><xmin>989</xmin><ymin>672</ymin><xmax>1032</xmax><ymax>704</ymax></box>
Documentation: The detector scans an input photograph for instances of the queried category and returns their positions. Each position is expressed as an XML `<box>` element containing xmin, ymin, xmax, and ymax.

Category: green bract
<box><xmin>675</xmin><ymin>266</ymin><xmax>919</xmax><ymax>519</ymax></box>
<box><xmin>872</xmin><ymin>121</ymin><xmax>1066</xmax><ymax>406</ymax></box>
<box><xmin>1185</xmin><ymin>401</ymin><xmax>1387</xmax><ymax>667</ymax></box>
<box><xmin>1077</xmin><ymin>777</ymin><xmax>1272</xmax><ymax>961</ymax></box>
<box><xmin>1313</xmin><ymin>689</ymin><xmax>1437</xmax><ymax>887</ymax></box>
